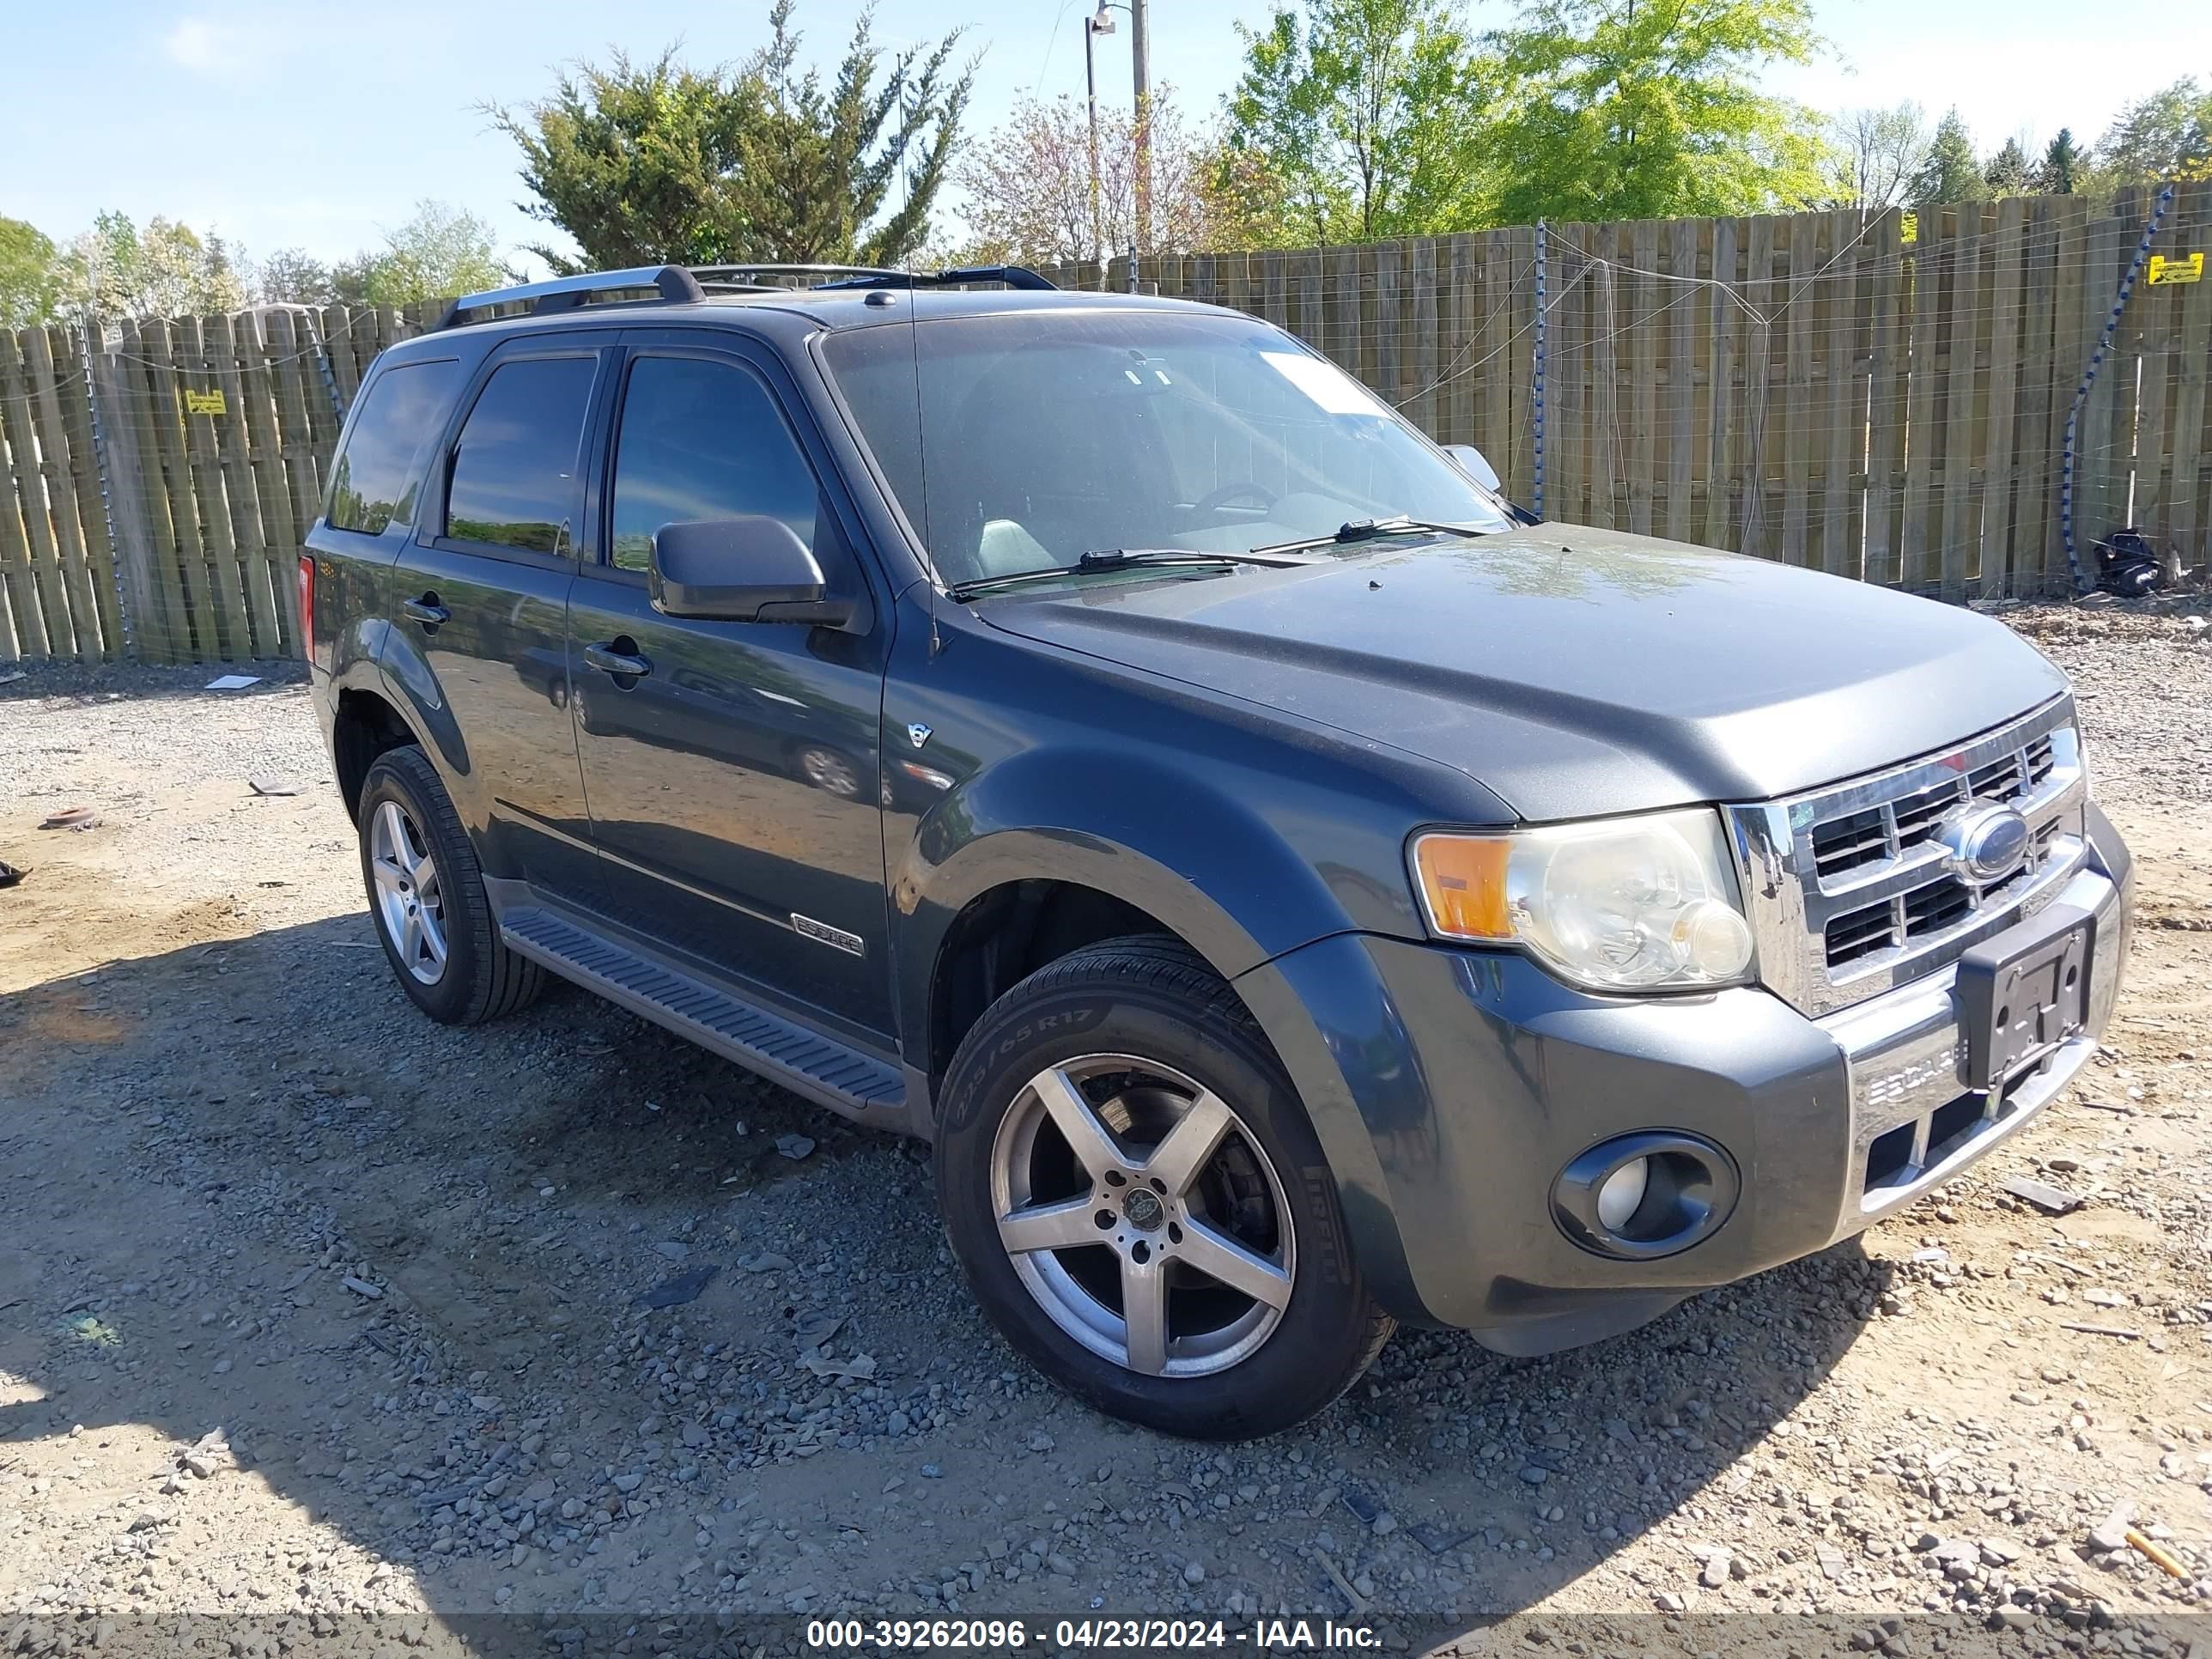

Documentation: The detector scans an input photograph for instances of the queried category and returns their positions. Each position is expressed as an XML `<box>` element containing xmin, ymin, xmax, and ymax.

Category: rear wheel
<box><xmin>936</xmin><ymin>936</ymin><xmax>1391</xmax><ymax>1438</ymax></box>
<box><xmin>356</xmin><ymin>747</ymin><xmax>543</xmax><ymax>1025</ymax></box>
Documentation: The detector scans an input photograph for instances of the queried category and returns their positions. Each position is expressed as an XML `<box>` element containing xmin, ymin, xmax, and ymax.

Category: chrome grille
<box><xmin>1727</xmin><ymin>699</ymin><xmax>2088</xmax><ymax>1017</ymax></box>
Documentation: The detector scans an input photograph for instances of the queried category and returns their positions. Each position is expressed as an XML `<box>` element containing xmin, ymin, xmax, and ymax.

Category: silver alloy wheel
<box><xmin>368</xmin><ymin>800</ymin><xmax>449</xmax><ymax>985</ymax></box>
<box><xmin>988</xmin><ymin>1053</ymin><xmax>1296</xmax><ymax>1378</ymax></box>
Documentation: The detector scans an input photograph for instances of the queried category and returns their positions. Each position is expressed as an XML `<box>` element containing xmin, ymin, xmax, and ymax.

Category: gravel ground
<box><xmin>0</xmin><ymin>596</ymin><xmax>2209</xmax><ymax>1658</ymax></box>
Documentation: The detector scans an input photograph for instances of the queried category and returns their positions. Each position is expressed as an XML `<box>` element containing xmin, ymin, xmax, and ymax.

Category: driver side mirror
<box><xmin>1442</xmin><ymin>443</ymin><xmax>1503</xmax><ymax>494</ymax></box>
<box><xmin>650</xmin><ymin>518</ymin><xmax>854</xmax><ymax>626</ymax></box>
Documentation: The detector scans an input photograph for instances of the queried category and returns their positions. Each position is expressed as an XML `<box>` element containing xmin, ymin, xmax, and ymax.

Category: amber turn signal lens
<box><xmin>1412</xmin><ymin>835</ymin><xmax>1513</xmax><ymax>939</ymax></box>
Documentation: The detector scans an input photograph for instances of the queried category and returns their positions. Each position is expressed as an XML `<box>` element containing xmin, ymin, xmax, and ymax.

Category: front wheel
<box><xmin>936</xmin><ymin>937</ymin><xmax>1392</xmax><ymax>1438</ymax></box>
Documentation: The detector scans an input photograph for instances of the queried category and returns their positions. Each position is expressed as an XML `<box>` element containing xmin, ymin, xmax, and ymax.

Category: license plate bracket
<box><xmin>1955</xmin><ymin>904</ymin><xmax>2094</xmax><ymax>1091</ymax></box>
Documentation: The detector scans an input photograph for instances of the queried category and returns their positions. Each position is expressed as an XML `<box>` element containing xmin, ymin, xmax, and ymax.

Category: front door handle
<box><xmin>402</xmin><ymin>594</ymin><xmax>450</xmax><ymax>627</ymax></box>
<box><xmin>583</xmin><ymin>640</ymin><xmax>652</xmax><ymax>679</ymax></box>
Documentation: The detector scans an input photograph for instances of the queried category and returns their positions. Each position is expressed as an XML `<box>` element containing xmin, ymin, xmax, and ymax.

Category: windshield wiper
<box><xmin>1249</xmin><ymin>515</ymin><xmax>1492</xmax><ymax>556</ymax></box>
<box><xmin>946</xmin><ymin>547</ymin><xmax>1322</xmax><ymax>599</ymax></box>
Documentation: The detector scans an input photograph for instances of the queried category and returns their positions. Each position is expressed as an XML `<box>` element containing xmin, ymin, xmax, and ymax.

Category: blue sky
<box><xmin>1</xmin><ymin>0</ymin><xmax>2197</xmax><ymax>272</ymax></box>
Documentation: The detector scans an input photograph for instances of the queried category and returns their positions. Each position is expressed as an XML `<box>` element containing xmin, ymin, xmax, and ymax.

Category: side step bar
<box><xmin>500</xmin><ymin>907</ymin><xmax>908</xmax><ymax>1125</ymax></box>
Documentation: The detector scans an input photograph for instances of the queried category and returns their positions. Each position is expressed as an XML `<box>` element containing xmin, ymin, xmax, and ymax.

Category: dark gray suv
<box><xmin>304</xmin><ymin>262</ymin><xmax>2132</xmax><ymax>1439</ymax></box>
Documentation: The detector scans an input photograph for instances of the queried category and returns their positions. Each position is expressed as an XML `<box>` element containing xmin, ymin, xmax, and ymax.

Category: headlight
<box><xmin>1410</xmin><ymin>807</ymin><xmax>1756</xmax><ymax>992</ymax></box>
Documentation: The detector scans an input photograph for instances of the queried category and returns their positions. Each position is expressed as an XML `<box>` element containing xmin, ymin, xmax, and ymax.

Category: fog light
<box><xmin>1551</xmin><ymin>1131</ymin><xmax>1741</xmax><ymax>1260</ymax></box>
<box><xmin>1595</xmin><ymin>1157</ymin><xmax>1650</xmax><ymax>1231</ymax></box>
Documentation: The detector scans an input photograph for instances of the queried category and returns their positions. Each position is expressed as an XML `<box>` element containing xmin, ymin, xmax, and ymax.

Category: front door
<box><xmin>387</xmin><ymin>336</ymin><xmax>608</xmax><ymax>904</ymax></box>
<box><xmin>569</xmin><ymin>337</ymin><xmax>893</xmax><ymax>1044</ymax></box>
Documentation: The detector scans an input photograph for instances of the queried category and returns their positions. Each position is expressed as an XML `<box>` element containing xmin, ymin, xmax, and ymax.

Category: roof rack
<box><xmin>432</xmin><ymin>265</ymin><xmax>705</xmax><ymax>331</ymax></box>
<box><xmin>427</xmin><ymin>259</ymin><xmax>1060</xmax><ymax>332</ymax></box>
<box><xmin>823</xmin><ymin>264</ymin><xmax>1058</xmax><ymax>292</ymax></box>
<box><xmin>694</xmin><ymin>262</ymin><xmax>1058</xmax><ymax>292</ymax></box>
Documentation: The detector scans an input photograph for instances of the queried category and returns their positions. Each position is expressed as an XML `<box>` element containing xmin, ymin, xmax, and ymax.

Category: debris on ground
<box><xmin>204</xmin><ymin>674</ymin><xmax>261</xmax><ymax>690</ymax></box>
<box><xmin>2126</xmin><ymin>1529</ymin><xmax>2191</xmax><ymax>1579</ymax></box>
<box><xmin>775</xmin><ymin>1133</ymin><xmax>816</xmax><ymax>1160</ymax></box>
<box><xmin>180</xmin><ymin>1430</ymin><xmax>234</xmax><ymax>1480</ymax></box>
<box><xmin>632</xmin><ymin>1264</ymin><xmax>720</xmax><ymax>1309</ymax></box>
<box><xmin>247</xmin><ymin>775</ymin><xmax>300</xmax><ymax>796</ymax></box>
<box><xmin>2001</xmin><ymin>1174</ymin><xmax>2083</xmax><ymax>1214</ymax></box>
<box><xmin>37</xmin><ymin>806</ymin><xmax>100</xmax><ymax>831</ymax></box>
<box><xmin>0</xmin><ymin>859</ymin><xmax>25</xmax><ymax>887</ymax></box>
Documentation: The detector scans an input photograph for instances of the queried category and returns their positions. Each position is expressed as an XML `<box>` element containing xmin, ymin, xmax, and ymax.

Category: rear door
<box><xmin>386</xmin><ymin>332</ymin><xmax>609</xmax><ymax>902</ymax></box>
<box><xmin>568</xmin><ymin>331</ymin><xmax>895</xmax><ymax>1044</ymax></box>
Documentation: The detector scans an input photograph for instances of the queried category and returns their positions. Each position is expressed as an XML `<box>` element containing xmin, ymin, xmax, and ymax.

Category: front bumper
<box><xmin>1237</xmin><ymin>805</ymin><xmax>2131</xmax><ymax>1351</ymax></box>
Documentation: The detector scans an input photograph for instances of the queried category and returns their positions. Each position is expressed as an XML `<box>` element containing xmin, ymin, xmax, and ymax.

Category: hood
<box><xmin>973</xmin><ymin>525</ymin><xmax>2070</xmax><ymax>822</ymax></box>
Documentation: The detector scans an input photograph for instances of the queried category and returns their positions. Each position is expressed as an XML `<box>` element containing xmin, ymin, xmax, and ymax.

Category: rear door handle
<box><xmin>402</xmin><ymin>595</ymin><xmax>450</xmax><ymax>627</ymax></box>
<box><xmin>583</xmin><ymin>640</ymin><xmax>652</xmax><ymax>678</ymax></box>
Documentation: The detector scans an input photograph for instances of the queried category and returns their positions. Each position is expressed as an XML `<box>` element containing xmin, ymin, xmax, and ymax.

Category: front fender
<box><xmin>895</xmin><ymin>743</ymin><xmax>1354</xmax><ymax>991</ymax></box>
<box><xmin>891</xmin><ymin>743</ymin><xmax>1354</xmax><ymax>1069</ymax></box>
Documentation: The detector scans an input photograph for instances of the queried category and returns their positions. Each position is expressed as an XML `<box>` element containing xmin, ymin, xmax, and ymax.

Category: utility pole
<box><xmin>1130</xmin><ymin>0</ymin><xmax>1152</xmax><ymax>255</ymax></box>
<box><xmin>1085</xmin><ymin>1</ymin><xmax>1115</xmax><ymax>287</ymax></box>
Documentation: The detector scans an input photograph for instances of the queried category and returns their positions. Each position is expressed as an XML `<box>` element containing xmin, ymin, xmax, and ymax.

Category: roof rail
<box><xmin>430</xmin><ymin>265</ymin><xmax>705</xmax><ymax>331</ymax></box>
<box><xmin>690</xmin><ymin>262</ymin><xmax>1058</xmax><ymax>293</ymax></box>
<box><xmin>426</xmin><ymin>259</ymin><xmax>1061</xmax><ymax>332</ymax></box>
<box><xmin>690</xmin><ymin>263</ymin><xmax>910</xmax><ymax>285</ymax></box>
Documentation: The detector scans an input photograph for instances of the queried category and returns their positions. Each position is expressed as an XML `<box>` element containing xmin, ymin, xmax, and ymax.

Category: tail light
<box><xmin>298</xmin><ymin>555</ymin><xmax>315</xmax><ymax>656</ymax></box>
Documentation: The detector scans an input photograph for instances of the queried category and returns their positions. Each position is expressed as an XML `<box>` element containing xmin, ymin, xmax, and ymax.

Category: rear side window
<box><xmin>608</xmin><ymin>356</ymin><xmax>821</xmax><ymax>571</ymax></box>
<box><xmin>443</xmin><ymin>355</ymin><xmax>599</xmax><ymax>555</ymax></box>
<box><xmin>325</xmin><ymin>359</ymin><xmax>463</xmax><ymax>534</ymax></box>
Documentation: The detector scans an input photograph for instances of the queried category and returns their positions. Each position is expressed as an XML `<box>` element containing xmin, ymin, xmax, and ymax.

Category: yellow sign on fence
<box><xmin>183</xmin><ymin>388</ymin><xmax>227</xmax><ymax>416</ymax></box>
<box><xmin>2148</xmin><ymin>252</ymin><xmax>2203</xmax><ymax>286</ymax></box>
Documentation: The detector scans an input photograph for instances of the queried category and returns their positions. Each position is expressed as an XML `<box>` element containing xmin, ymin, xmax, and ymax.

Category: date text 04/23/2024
<box><xmin>803</xmin><ymin>1618</ymin><xmax>1386</xmax><ymax>1650</ymax></box>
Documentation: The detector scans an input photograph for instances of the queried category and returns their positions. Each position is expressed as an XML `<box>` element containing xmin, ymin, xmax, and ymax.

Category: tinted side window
<box><xmin>326</xmin><ymin>359</ymin><xmax>464</xmax><ymax>534</ymax></box>
<box><xmin>444</xmin><ymin>355</ymin><xmax>599</xmax><ymax>555</ymax></box>
<box><xmin>609</xmin><ymin>356</ymin><xmax>819</xmax><ymax>572</ymax></box>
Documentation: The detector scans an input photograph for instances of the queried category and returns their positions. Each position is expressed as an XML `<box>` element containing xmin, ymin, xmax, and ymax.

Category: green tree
<box><xmin>2038</xmin><ymin>128</ymin><xmax>2085</xmax><ymax>194</ymax></box>
<box><xmin>1983</xmin><ymin>135</ymin><xmax>2033</xmax><ymax>195</ymax></box>
<box><xmin>1480</xmin><ymin>0</ymin><xmax>1832</xmax><ymax>226</ymax></box>
<box><xmin>1909</xmin><ymin>108</ymin><xmax>1984</xmax><ymax>206</ymax></box>
<box><xmin>0</xmin><ymin>216</ymin><xmax>65</xmax><ymax>326</ymax></box>
<box><xmin>257</xmin><ymin>247</ymin><xmax>342</xmax><ymax>307</ymax></box>
<box><xmin>491</xmin><ymin>2</ymin><xmax>971</xmax><ymax>271</ymax></box>
<box><xmin>1224</xmin><ymin>0</ymin><xmax>1492</xmax><ymax>244</ymax></box>
<box><xmin>64</xmin><ymin>211</ymin><xmax>249</xmax><ymax>319</ymax></box>
<box><xmin>2087</xmin><ymin>78</ymin><xmax>2212</xmax><ymax>191</ymax></box>
<box><xmin>350</xmin><ymin>201</ymin><xmax>507</xmax><ymax>304</ymax></box>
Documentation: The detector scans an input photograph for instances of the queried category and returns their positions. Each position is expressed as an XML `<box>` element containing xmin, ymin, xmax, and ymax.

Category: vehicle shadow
<box><xmin>0</xmin><ymin>910</ymin><xmax>1894</xmax><ymax>1654</ymax></box>
<box><xmin>0</xmin><ymin>657</ymin><xmax>309</xmax><ymax>709</ymax></box>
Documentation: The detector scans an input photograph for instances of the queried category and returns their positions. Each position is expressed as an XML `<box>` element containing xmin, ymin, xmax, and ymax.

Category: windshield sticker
<box><xmin>1259</xmin><ymin>351</ymin><xmax>1390</xmax><ymax>417</ymax></box>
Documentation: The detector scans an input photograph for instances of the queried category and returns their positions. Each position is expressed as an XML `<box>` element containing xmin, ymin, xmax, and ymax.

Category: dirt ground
<box><xmin>1</xmin><ymin>598</ymin><xmax>2209</xmax><ymax>1658</ymax></box>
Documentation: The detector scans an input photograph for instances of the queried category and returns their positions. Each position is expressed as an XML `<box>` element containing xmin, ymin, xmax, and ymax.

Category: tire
<box><xmin>356</xmin><ymin>746</ymin><xmax>544</xmax><ymax>1026</ymax></box>
<box><xmin>936</xmin><ymin>935</ymin><xmax>1393</xmax><ymax>1439</ymax></box>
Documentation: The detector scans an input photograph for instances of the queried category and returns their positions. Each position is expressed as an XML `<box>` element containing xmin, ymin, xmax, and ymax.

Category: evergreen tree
<box><xmin>2037</xmin><ymin>128</ymin><xmax>2084</xmax><ymax>194</ymax></box>
<box><xmin>491</xmin><ymin>2</ymin><xmax>971</xmax><ymax>271</ymax></box>
<box><xmin>1984</xmin><ymin>136</ymin><xmax>2033</xmax><ymax>195</ymax></box>
<box><xmin>1909</xmin><ymin>109</ymin><xmax>1985</xmax><ymax>206</ymax></box>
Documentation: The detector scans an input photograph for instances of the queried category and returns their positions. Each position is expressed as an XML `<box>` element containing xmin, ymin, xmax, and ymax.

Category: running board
<box><xmin>499</xmin><ymin>907</ymin><xmax>909</xmax><ymax>1126</ymax></box>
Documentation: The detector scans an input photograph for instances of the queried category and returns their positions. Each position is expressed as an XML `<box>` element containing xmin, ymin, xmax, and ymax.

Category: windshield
<box><xmin>819</xmin><ymin>308</ymin><xmax>1511</xmax><ymax>587</ymax></box>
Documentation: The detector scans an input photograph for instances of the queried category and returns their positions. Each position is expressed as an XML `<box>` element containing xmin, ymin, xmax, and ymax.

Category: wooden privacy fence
<box><xmin>3</xmin><ymin>186</ymin><xmax>2208</xmax><ymax>665</ymax></box>
<box><xmin>0</xmin><ymin>301</ymin><xmax>435</xmax><ymax>667</ymax></box>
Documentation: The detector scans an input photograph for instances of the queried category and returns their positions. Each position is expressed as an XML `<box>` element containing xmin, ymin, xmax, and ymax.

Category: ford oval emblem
<box><xmin>1936</xmin><ymin>800</ymin><xmax>2032</xmax><ymax>885</ymax></box>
